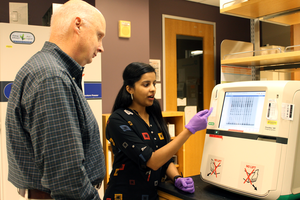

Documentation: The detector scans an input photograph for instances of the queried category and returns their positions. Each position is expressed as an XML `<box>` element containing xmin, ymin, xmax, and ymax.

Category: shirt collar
<box><xmin>41</xmin><ymin>41</ymin><xmax>83</xmax><ymax>82</ymax></box>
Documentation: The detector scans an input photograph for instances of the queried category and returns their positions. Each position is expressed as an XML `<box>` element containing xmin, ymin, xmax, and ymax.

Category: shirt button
<box><xmin>151</xmin><ymin>131</ymin><xmax>153</xmax><ymax>134</ymax></box>
<box><xmin>156</xmin><ymin>145</ymin><xmax>158</xmax><ymax>148</ymax></box>
<box><xmin>150</xmin><ymin>124</ymin><xmax>152</xmax><ymax>127</ymax></box>
<box><xmin>132</xmin><ymin>145</ymin><xmax>135</xmax><ymax>148</ymax></box>
<box><xmin>154</xmin><ymin>138</ymin><xmax>157</xmax><ymax>140</ymax></box>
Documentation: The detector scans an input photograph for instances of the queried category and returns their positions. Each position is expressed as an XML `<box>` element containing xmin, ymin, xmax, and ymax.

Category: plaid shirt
<box><xmin>6</xmin><ymin>42</ymin><xmax>105</xmax><ymax>200</ymax></box>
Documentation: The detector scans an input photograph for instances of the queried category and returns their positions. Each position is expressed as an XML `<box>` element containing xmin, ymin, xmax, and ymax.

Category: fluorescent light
<box><xmin>191</xmin><ymin>50</ymin><xmax>203</xmax><ymax>56</ymax></box>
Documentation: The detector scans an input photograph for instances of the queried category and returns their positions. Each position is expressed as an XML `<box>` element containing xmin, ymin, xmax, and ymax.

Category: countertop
<box><xmin>158</xmin><ymin>175</ymin><xmax>257</xmax><ymax>200</ymax></box>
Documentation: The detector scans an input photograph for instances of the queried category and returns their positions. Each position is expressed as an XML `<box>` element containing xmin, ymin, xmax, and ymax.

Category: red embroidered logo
<box><xmin>142</xmin><ymin>132</ymin><xmax>150</xmax><ymax>140</ymax></box>
<box><xmin>129</xmin><ymin>180</ymin><xmax>135</xmax><ymax>185</ymax></box>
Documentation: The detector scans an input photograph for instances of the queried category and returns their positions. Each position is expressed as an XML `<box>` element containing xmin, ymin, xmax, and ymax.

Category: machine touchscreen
<box><xmin>219</xmin><ymin>91</ymin><xmax>266</xmax><ymax>133</ymax></box>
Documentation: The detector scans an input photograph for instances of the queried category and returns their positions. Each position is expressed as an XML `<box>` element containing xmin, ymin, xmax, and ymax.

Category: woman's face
<box><xmin>129</xmin><ymin>72</ymin><xmax>156</xmax><ymax>109</ymax></box>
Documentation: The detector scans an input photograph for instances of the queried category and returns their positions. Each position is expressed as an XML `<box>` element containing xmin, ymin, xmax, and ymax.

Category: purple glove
<box><xmin>185</xmin><ymin>107</ymin><xmax>213</xmax><ymax>134</ymax></box>
<box><xmin>174</xmin><ymin>177</ymin><xmax>195</xmax><ymax>193</ymax></box>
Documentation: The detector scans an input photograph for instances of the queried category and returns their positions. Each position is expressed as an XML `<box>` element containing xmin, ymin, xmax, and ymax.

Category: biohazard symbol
<box><xmin>243</xmin><ymin>168</ymin><xmax>259</xmax><ymax>190</ymax></box>
<box><xmin>207</xmin><ymin>159</ymin><xmax>221</xmax><ymax>177</ymax></box>
<box><xmin>114</xmin><ymin>164</ymin><xmax>125</xmax><ymax>176</ymax></box>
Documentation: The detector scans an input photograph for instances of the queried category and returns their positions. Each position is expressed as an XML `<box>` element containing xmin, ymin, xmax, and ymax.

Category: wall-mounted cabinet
<box><xmin>220</xmin><ymin>0</ymin><xmax>300</xmax><ymax>75</ymax></box>
<box><xmin>220</xmin><ymin>0</ymin><xmax>300</xmax><ymax>25</ymax></box>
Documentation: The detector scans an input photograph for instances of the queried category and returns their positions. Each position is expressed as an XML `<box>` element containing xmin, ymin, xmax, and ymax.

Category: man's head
<box><xmin>49</xmin><ymin>0</ymin><xmax>106</xmax><ymax>66</ymax></box>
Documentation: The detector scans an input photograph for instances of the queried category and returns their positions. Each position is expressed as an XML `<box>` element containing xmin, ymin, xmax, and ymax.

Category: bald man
<box><xmin>6</xmin><ymin>1</ymin><xmax>106</xmax><ymax>199</ymax></box>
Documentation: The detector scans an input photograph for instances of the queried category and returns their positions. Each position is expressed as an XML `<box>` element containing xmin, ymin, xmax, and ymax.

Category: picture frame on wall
<box><xmin>149</xmin><ymin>59</ymin><xmax>161</xmax><ymax>82</ymax></box>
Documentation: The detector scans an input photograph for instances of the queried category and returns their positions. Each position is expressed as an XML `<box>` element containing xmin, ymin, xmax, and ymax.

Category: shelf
<box><xmin>162</xmin><ymin>111</ymin><xmax>185</xmax><ymax>117</ymax></box>
<box><xmin>262</xmin><ymin>12</ymin><xmax>300</xmax><ymax>26</ymax></box>
<box><xmin>220</xmin><ymin>0</ymin><xmax>300</xmax><ymax>25</ymax></box>
<box><xmin>221</xmin><ymin>51</ymin><xmax>300</xmax><ymax>67</ymax></box>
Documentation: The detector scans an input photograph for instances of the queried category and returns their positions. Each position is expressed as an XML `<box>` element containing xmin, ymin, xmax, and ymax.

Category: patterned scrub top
<box><xmin>104</xmin><ymin>108</ymin><xmax>173</xmax><ymax>200</ymax></box>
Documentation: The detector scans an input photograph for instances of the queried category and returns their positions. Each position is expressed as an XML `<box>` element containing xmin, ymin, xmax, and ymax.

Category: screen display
<box><xmin>219</xmin><ymin>91</ymin><xmax>266</xmax><ymax>133</ymax></box>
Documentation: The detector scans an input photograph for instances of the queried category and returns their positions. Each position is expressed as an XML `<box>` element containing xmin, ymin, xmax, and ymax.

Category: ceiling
<box><xmin>186</xmin><ymin>0</ymin><xmax>220</xmax><ymax>7</ymax></box>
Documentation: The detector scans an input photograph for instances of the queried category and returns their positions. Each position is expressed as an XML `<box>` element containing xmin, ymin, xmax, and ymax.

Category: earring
<box><xmin>131</xmin><ymin>94</ymin><xmax>133</xmax><ymax>100</ymax></box>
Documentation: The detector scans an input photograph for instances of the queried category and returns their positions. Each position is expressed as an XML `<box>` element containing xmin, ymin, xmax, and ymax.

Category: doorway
<box><xmin>163</xmin><ymin>15</ymin><xmax>215</xmax><ymax>112</ymax></box>
<box><xmin>177</xmin><ymin>35</ymin><xmax>204</xmax><ymax>112</ymax></box>
<box><xmin>163</xmin><ymin>15</ymin><xmax>215</xmax><ymax>176</ymax></box>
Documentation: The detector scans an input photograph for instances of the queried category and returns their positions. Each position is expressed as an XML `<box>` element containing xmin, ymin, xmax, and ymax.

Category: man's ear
<box><xmin>74</xmin><ymin>17</ymin><xmax>82</xmax><ymax>33</ymax></box>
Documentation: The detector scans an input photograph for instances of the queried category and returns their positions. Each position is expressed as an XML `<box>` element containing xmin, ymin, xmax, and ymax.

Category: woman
<box><xmin>104</xmin><ymin>62</ymin><xmax>212</xmax><ymax>200</ymax></box>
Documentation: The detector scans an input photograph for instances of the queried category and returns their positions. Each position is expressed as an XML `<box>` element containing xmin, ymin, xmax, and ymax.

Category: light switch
<box><xmin>11</xmin><ymin>11</ymin><xmax>18</xmax><ymax>22</ymax></box>
<box><xmin>9</xmin><ymin>2</ymin><xmax>28</xmax><ymax>24</ymax></box>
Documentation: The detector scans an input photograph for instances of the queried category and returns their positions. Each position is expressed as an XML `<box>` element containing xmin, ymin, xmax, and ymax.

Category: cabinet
<box><xmin>220</xmin><ymin>0</ymin><xmax>300</xmax><ymax>73</ymax></box>
<box><xmin>158</xmin><ymin>191</ymin><xmax>182</xmax><ymax>200</ymax></box>
<box><xmin>220</xmin><ymin>0</ymin><xmax>300</xmax><ymax>26</ymax></box>
<box><xmin>102</xmin><ymin>111</ymin><xmax>206</xmax><ymax>189</ymax></box>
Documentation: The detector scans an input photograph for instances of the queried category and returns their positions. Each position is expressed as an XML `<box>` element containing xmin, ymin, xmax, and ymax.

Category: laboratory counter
<box><xmin>158</xmin><ymin>175</ymin><xmax>256</xmax><ymax>200</ymax></box>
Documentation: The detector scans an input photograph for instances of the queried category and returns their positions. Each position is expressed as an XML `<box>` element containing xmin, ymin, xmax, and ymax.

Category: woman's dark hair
<box><xmin>112</xmin><ymin>62</ymin><xmax>171</xmax><ymax>142</ymax></box>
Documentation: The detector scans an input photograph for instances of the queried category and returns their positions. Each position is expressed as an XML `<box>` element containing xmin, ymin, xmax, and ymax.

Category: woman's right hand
<box><xmin>175</xmin><ymin>177</ymin><xmax>195</xmax><ymax>193</ymax></box>
<box><xmin>185</xmin><ymin>107</ymin><xmax>213</xmax><ymax>134</ymax></box>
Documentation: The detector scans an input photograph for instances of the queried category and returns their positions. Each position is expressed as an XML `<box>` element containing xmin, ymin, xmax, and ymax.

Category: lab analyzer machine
<box><xmin>200</xmin><ymin>81</ymin><xmax>300</xmax><ymax>200</ymax></box>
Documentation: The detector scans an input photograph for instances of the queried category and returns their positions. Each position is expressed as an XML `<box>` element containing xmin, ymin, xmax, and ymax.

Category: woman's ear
<box><xmin>126</xmin><ymin>85</ymin><xmax>133</xmax><ymax>94</ymax></box>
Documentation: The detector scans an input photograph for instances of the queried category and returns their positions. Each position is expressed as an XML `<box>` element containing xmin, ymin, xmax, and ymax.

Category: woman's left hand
<box><xmin>174</xmin><ymin>177</ymin><xmax>195</xmax><ymax>193</ymax></box>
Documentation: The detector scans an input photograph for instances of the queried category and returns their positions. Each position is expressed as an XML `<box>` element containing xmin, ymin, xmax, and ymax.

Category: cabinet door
<box><xmin>158</xmin><ymin>191</ymin><xmax>183</xmax><ymax>200</ymax></box>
